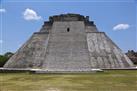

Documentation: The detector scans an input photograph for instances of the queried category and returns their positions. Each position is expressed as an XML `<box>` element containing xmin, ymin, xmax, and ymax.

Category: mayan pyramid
<box><xmin>4</xmin><ymin>13</ymin><xmax>134</xmax><ymax>71</ymax></box>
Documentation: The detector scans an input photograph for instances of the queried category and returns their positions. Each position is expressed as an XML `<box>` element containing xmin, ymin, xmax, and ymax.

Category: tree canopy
<box><xmin>0</xmin><ymin>52</ymin><xmax>14</xmax><ymax>67</ymax></box>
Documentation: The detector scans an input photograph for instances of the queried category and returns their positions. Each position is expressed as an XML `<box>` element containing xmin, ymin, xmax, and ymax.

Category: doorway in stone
<box><xmin>67</xmin><ymin>28</ymin><xmax>70</xmax><ymax>32</ymax></box>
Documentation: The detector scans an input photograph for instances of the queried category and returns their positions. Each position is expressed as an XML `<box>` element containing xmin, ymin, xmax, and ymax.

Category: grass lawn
<box><xmin>0</xmin><ymin>70</ymin><xmax>137</xmax><ymax>91</ymax></box>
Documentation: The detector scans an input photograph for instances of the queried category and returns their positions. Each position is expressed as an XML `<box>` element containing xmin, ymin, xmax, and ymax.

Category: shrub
<box><xmin>0</xmin><ymin>55</ymin><xmax>9</xmax><ymax>67</ymax></box>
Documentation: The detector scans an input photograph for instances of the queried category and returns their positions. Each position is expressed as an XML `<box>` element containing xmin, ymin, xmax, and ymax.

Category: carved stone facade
<box><xmin>4</xmin><ymin>13</ymin><xmax>134</xmax><ymax>71</ymax></box>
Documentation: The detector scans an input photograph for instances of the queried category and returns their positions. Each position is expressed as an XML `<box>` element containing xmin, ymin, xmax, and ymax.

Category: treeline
<box><xmin>0</xmin><ymin>52</ymin><xmax>14</xmax><ymax>67</ymax></box>
<box><xmin>126</xmin><ymin>50</ymin><xmax>137</xmax><ymax>64</ymax></box>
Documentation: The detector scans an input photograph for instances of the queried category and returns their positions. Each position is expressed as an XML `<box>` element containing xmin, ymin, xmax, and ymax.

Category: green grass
<box><xmin>0</xmin><ymin>70</ymin><xmax>137</xmax><ymax>91</ymax></box>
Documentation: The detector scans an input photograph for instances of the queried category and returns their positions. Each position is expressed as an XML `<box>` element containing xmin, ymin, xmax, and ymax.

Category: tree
<box><xmin>4</xmin><ymin>52</ymin><xmax>14</xmax><ymax>58</ymax></box>
<box><xmin>126</xmin><ymin>50</ymin><xmax>137</xmax><ymax>64</ymax></box>
<box><xmin>0</xmin><ymin>52</ymin><xmax>14</xmax><ymax>67</ymax></box>
<box><xmin>0</xmin><ymin>55</ymin><xmax>9</xmax><ymax>67</ymax></box>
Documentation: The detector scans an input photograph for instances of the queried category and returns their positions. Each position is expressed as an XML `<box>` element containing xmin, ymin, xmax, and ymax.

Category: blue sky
<box><xmin>0</xmin><ymin>0</ymin><xmax>136</xmax><ymax>54</ymax></box>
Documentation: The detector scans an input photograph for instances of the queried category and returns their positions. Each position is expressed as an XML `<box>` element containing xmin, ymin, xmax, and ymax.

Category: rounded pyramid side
<box><xmin>4</xmin><ymin>32</ymin><xmax>49</xmax><ymax>68</ymax></box>
<box><xmin>87</xmin><ymin>32</ymin><xmax>135</xmax><ymax>69</ymax></box>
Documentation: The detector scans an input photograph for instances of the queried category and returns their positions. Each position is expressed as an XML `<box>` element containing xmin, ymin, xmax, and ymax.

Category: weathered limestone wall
<box><xmin>87</xmin><ymin>32</ymin><xmax>134</xmax><ymax>68</ymax></box>
<box><xmin>85</xmin><ymin>26</ymin><xmax>98</xmax><ymax>32</ymax></box>
<box><xmin>4</xmin><ymin>33</ymin><xmax>49</xmax><ymax>68</ymax></box>
<box><xmin>4</xmin><ymin>13</ymin><xmax>134</xmax><ymax>70</ymax></box>
<box><xmin>43</xmin><ymin>21</ymin><xmax>91</xmax><ymax>71</ymax></box>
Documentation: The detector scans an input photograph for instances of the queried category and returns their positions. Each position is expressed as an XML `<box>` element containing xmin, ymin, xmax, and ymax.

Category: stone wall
<box><xmin>4</xmin><ymin>14</ymin><xmax>134</xmax><ymax>71</ymax></box>
<box><xmin>4</xmin><ymin>33</ymin><xmax>49</xmax><ymax>68</ymax></box>
<box><xmin>42</xmin><ymin>21</ymin><xmax>91</xmax><ymax>71</ymax></box>
<box><xmin>87</xmin><ymin>32</ymin><xmax>134</xmax><ymax>68</ymax></box>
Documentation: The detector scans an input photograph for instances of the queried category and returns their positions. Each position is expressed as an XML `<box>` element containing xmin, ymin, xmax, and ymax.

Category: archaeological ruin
<box><xmin>4</xmin><ymin>13</ymin><xmax>134</xmax><ymax>71</ymax></box>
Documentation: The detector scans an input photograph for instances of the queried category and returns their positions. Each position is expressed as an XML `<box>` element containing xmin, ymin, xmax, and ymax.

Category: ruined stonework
<box><xmin>4</xmin><ymin>13</ymin><xmax>134</xmax><ymax>71</ymax></box>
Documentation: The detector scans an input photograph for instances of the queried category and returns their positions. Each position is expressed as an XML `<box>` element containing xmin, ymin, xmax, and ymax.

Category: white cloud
<box><xmin>113</xmin><ymin>24</ymin><xmax>130</xmax><ymax>31</ymax></box>
<box><xmin>23</xmin><ymin>8</ymin><xmax>42</xmax><ymax>21</ymax></box>
<box><xmin>0</xmin><ymin>8</ymin><xmax>6</xmax><ymax>13</ymax></box>
<box><xmin>0</xmin><ymin>40</ymin><xmax>3</xmax><ymax>44</ymax></box>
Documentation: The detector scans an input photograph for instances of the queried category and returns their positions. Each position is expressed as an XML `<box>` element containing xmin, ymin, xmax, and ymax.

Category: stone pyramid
<box><xmin>4</xmin><ymin>13</ymin><xmax>134</xmax><ymax>71</ymax></box>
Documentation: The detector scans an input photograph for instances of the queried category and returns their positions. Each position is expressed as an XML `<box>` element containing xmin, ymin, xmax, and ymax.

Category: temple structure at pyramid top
<box><xmin>4</xmin><ymin>13</ymin><xmax>134</xmax><ymax>71</ymax></box>
<box><xmin>49</xmin><ymin>13</ymin><xmax>91</xmax><ymax>22</ymax></box>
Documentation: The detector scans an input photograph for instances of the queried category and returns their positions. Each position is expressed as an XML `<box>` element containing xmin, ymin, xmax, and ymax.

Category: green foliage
<box><xmin>126</xmin><ymin>50</ymin><xmax>137</xmax><ymax>64</ymax></box>
<box><xmin>4</xmin><ymin>52</ymin><xmax>14</xmax><ymax>58</ymax></box>
<box><xmin>0</xmin><ymin>55</ymin><xmax>9</xmax><ymax>67</ymax></box>
<box><xmin>0</xmin><ymin>52</ymin><xmax>14</xmax><ymax>67</ymax></box>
